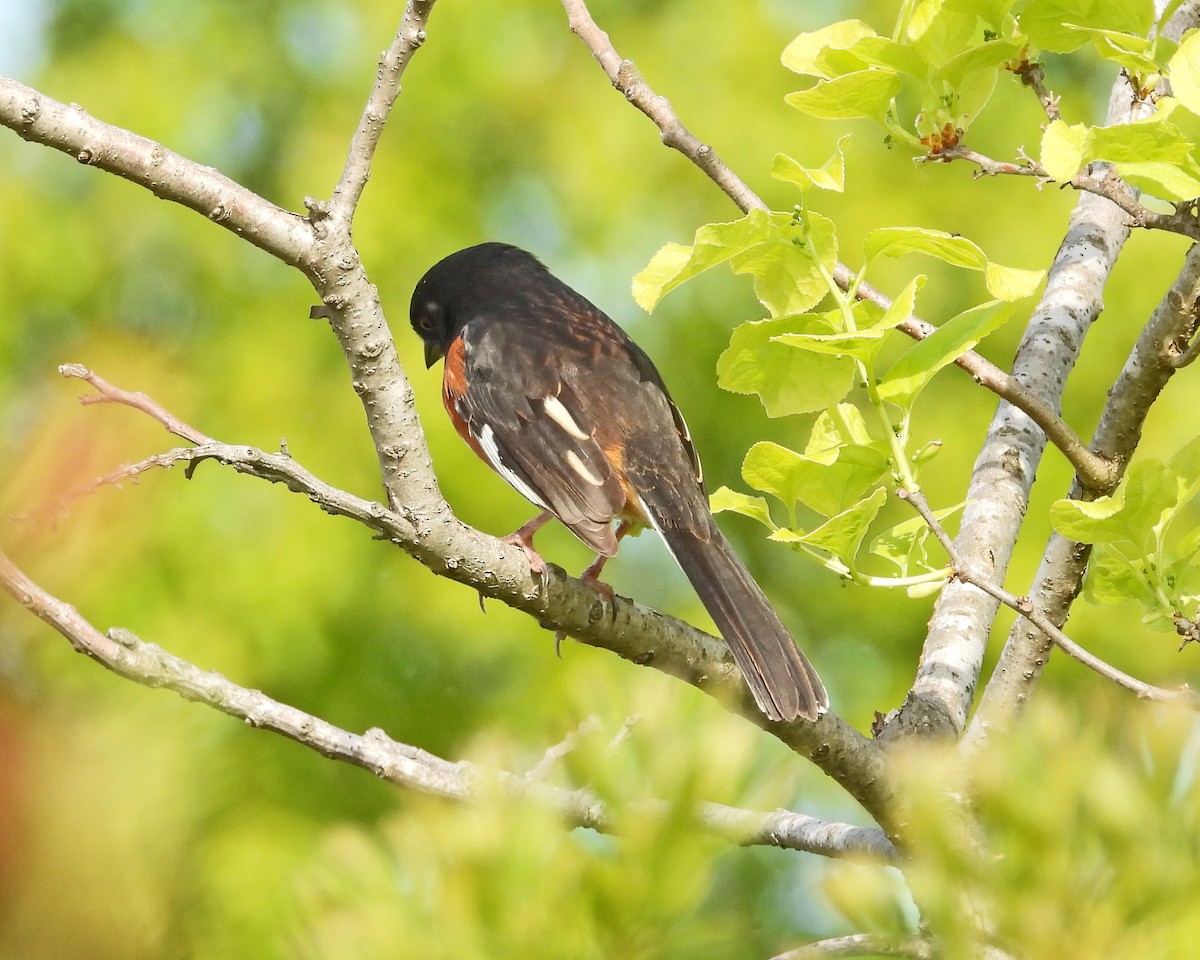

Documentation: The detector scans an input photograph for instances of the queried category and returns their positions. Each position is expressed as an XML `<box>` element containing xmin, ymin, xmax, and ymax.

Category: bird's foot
<box><xmin>503</xmin><ymin>511</ymin><xmax>553</xmax><ymax>577</ymax></box>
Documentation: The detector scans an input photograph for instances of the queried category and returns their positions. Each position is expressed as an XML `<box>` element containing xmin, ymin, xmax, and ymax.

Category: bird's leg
<box><xmin>555</xmin><ymin>520</ymin><xmax>633</xmax><ymax>656</ymax></box>
<box><xmin>503</xmin><ymin>511</ymin><xmax>553</xmax><ymax>576</ymax></box>
<box><xmin>578</xmin><ymin>519</ymin><xmax>634</xmax><ymax>600</ymax></box>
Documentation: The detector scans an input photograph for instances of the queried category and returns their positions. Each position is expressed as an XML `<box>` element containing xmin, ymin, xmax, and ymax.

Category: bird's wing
<box><xmin>448</xmin><ymin>320</ymin><xmax>628</xmax><ymax>556</ymax></box>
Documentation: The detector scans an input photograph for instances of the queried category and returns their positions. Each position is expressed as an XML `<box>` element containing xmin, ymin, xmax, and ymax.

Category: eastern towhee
<box><xmin>410</xmin><ymin>242</ymin><xmax>827</xmax><ymax>722</ymax></box>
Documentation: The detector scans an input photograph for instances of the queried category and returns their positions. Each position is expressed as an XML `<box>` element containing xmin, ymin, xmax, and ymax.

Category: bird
<box><xmin>409</xmin><ymin>242</ymin><xmax>828</xmax><ymax>722</ymax></box>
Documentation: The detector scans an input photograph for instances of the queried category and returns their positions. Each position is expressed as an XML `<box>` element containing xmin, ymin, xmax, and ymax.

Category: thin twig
<box><xmin>899</xmin><ymin>490</ymin><xmax>1200</xmax><ymax>710</ymax></box>
<box><xmin>326</xmin><ymin>1</ymin><xmax>438</xmax><ymax>223</ymax></box>
<box><xmin>0</xmin><ymin>548</ymin><xmax>897</xmax><ymax>861</ymax></box>
<box><xmin>558</xmin><ymin>0</ymin><xmax>1106</xmax><ymax>486</ymax></box>
<box><xmin>1010</xmin><ymin>58</ymin><xmax>1062</xmax><ymax>121</ymax></box>
<box><xmin>560</xmin><ymin>0</ymin><xmax>765</xmax><ymax>214</ymax></box>
<box><xmin>58</xmin><ymin>363</ymin><xmax>211</xmax><ymax>444</ymax></box>
<box><xmin>525</xmin><ymin>715</ymin><xmax>602</xmax><ymax>781</ymax></box>
<box><xmin>770</xmin><ymin>933</ymin><xmax>934</xmax><ymax>960</ymax></box>
<box><xmin>928</xmin><ymin>146</ymin><xmax>1200</xmax><ymax>240</ymax></box>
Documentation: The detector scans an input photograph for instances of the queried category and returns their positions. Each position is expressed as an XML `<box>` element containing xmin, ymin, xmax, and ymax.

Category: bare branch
<box><xmin>0</xmin><ymin>77</ymin><xmax>314</xmax><ymax>267</ymax></box>
<box><xmin>560</xmin><ymin>0</ymin><xmax>765</xmax><ymax>215</ymax></box>
<box><xmin>327</xmin><ymin>1</ymin><xmax>438</xmax><ymax>223</ymax></box>
<box><xmin>927</xmin><ymin>146</ymin><xmax>1200</xmax><ymax>241</ymax></box>
<box><xmin>771</xmin><ymin>933</ymin><xmax>934</xmax><ymax>960</ymax></box>
<box><xmin>900</xmin><ymin>491</ymin><xmax>1200</xmax><ymax>711</ymax></box>
<box><xmin>0</xmin><ymin>548</ymin><xmax>895</xmax><ymax>862</ymax></box>
<box><xmin>58</xmin><ymin>363</ymin><xmax>211</xmax><ymax>444</ymax></box>
<box><xmin>1011</xmin><ymin>57</ymin><xmax>1062</xmax><ymax>121</ymax></box>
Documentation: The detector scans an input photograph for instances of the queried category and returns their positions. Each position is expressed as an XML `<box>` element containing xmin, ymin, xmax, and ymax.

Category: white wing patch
<box><xmin>476</xmin><ymin>423</ymin><xmax>548</xmax><ymax>509</ymax></box>
<box><xmin>565</xmin><ymin>449</ymin><xmax>605</xmax><ymax>487</ymax></box>
<box><xmin>542</xmin><ymin>395</ymin><xmax>591</xmax><ymax>441</ymax></box>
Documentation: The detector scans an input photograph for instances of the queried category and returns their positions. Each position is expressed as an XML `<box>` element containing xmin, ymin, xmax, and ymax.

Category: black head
<box><xmin>409</xmin><ymin>242</ymin><xmax>551</xmax><ymax>368</ymax></box>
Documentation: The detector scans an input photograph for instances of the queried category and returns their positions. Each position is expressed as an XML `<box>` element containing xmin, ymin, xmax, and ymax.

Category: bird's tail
<box><xmin>656</xmin><ymin>523</ymin><xmax>827</xmax><ymax>722</ymax></box>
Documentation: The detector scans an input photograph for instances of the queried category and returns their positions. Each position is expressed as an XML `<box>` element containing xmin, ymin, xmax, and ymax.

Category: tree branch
<box><xmin>47</xmin><ymin>363</ymin><xmax>894</xmax><ymax>825</ymax></box>
<box><xmin>900</xmin><ymin>490</ymin><xmax>1200</xmax><ymax>710</ymax></box>
<box><xmin>327</xmin><ymin>1</ymin><xmax>438</xmax><ymax>223</ymax></box>
<box><xmin>557</xmin><ymin>0</ymin><xmax>1106</xmax><ymax>487</ymax></box>
<box><xmin>966</xmin><ymin>242</ymin><xmax>1200</xmax><ymax>745</ymax></box>
<box><xmin>926</xmin><ymin>145</ymin><xmax>1200</xmax><ymax>241</ymax></box>
<box><xmin>0</xmin><ymin>548</ymin><xmax>895</xmax><ymax>862</ymax></box>
<box><xmin>880</xmin><ymin>68</ymin><xmax>1152</xmax><ymax>744</ymax></box>
<box><xmin>0</xmin><ymin>76</ymin><xmax>315</xmax><ymax>268</ymax></box>
<box><xmin>770</xmin><ymin>933</ymin><xmax>934</xmax><ymax>960</ymax></box>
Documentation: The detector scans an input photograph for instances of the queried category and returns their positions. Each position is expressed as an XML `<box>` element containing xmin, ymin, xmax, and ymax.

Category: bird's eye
<box><xmin>417</xmin><ymin>301</ymin><xmax>441</xmax><ymax>332</ymax></box>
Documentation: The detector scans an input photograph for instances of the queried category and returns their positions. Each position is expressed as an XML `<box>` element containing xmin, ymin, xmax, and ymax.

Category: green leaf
<box><xmin>633</xmin><ymin>212</ymin><xmax>772</xmax><ymax>312</ymax></box>
<box><xmin>936</xmin><ymin>39</ymin><xmax>1024</xmax><ymax>88</ymax></box>
<box><xmin>984</xmin><ymin>262</ymin><xmax>1045</xmax><ymax>301</ymax></box>
<box><xmin>870</xmin><ymin>501</ymin><xmax>965</xmax><ymax>576</ymax></box>
<box><xmin>1040</xmin><ymin>120</ymin><xmax>1089</xmax><ymax>182</ymax></box>
<box><xmin>877</xmin><ymin>300</ymin><xmax>1015</xmax><ymax>408</ymax></box>
<box><xmin>634</xmin><ymin>210</ymin><xmax>840</xmax><ymax>318</ymax></box>
<box><xmin>865</xmin><ymin>227</ymin><xmax>1041</xmax><ymax>300</ymax></box>
<box><xmin>742</xmin><ymin>438</ymin><xmax>889</xmax><ymax>519</ymax></box>
<box><xmin>786</xmin><ymin>70</ymin><xmax>903</xmax><ymax>122</ymax></box>
<box><xmin>1168</xmin><ymin>27</ymin><xmax>1200</xmax><ymax>113</ymax></box>
<box><xmin>1020</xmin><ymin>0</ymin><xmax>1156</xmax><ymax>54</ymax></box>
<box><xmin>806</xmin><ymin>404</ymin><xmax>875</xmax><ymax>458</ymax></box>
<box><xmin>771</xmin><ymin>299</ymin><xmax>893</xmax><ymax>362</ymax></box>
<box><xmin>729</xmin><ymin>212</ymin><xmax>838</xmax><ymax>317</ymax></box>
<box><xmin>1051</xmin><ymin>459</ymin><xmax>1178</xmax><ymax>547</ymax></box>
<box><xmin>865</xmin><ymin>226</ymin><xmax>988</xmax><ymax>270</ymax></box>
<box><xmin>1084</xmin><ymin>547</ymin><xmax>1160</xmax><ymax>609</ymax></box>
<box><xmin>1040</xmin><ymin>102</ymin><xmax>1200</xmax><ymax>201</ymax></box>
<box><xmin>771</xmin><ymin>487</ymin><xmax>888</xmax><ymax>561</ymax></box>
<box><xmin>781</xmin><ymin>20</ymin><xmax>878</xmax><ymax>77</ymax></box>
<box><xmin>718</xmin><ymin>318</ymin><xmax>854</xmax><ymax>417</ymax></box>
<box><xmin>709</xmin><ymin>487</ymin><xmax>775</xmax><ymax>530</ymax></box>
<box><xmin>772</xmin><ymin>136</ymin><xmax>850</xmax><ymax>194</ymax></box>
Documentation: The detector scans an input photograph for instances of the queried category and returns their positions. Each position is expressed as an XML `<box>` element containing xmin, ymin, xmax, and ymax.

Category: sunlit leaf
<box><xmin>718</xmin><ymin>318</ymin><xmax>854</xmax><ymax>417</ymax></box>
<box><xmin>786</xmin><ymin>70</ymin><xmax>903</xmax><ymax>122</ymax></box>
<box><xmin>877</xmin><ymin>300</ymin><xmax>1015</xmax><ymax>408</ymax></box>
<box><xmin>709</xmin><ymin>486</ymin><xmax>776</xmax><ymax>530</ymax></box>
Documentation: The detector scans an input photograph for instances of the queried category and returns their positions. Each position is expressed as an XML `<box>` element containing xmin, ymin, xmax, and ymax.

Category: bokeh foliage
<box><xmin>1</xmin><ymin>0</ymin><xmax>1199</xmax><ymax>957</ymax></box>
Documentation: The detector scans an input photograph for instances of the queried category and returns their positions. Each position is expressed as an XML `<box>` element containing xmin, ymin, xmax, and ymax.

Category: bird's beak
<box><xmin>424</xmin><ymin>340</ymin><xmax>445</xmax><ymax>369</ymax></box>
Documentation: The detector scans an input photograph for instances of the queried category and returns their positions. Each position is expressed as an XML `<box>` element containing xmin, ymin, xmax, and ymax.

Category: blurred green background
<box><xmin>1</xmin><ymin>1</ymin><xmax>1198</xmax><ymax>957</ymax></box>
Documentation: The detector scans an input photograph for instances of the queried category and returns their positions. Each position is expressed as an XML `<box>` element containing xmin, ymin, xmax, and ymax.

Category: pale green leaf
<box><xmin>936</xmin><ymin>39</ymin><xmax>1024</xmax><ymax>87</ymax></box>
<box><xmin>1040</xmin><ymin>119</ymin><xmax>1089</xmax><ymax>182</ymax></box>
<box><xmin>709</xmin><ymin>487</ymin><xmax>776</xmax><ymax>530</ymax></box>
<box><xmin>729</xmin><ymin>212</ymin><xmax>838</xmax><ymax>317</ymax></box>
<box><xmin>806</xmin><ymin>404</ymin><xmax>875</xmax><ymax>459</ymax></box>
<box><xmin>877</xmin><ymin>300</ymin><xmax>1015</xmax><ymax>408</ymax></box>
<box><xmin>1168</xmin><ymin>28</ymin><xmax>1200</xmax><ymax>114</ymax></box>
<box><xmin>864</xmin><ymin>226</ymin><xmax>988</xmax><ymax>270</ymax></box>
<box><xmin>718</xmin><ymin>317</ymin><xmax>854</xmax><ymax>417</ymax></box>
<box><xmin>632</xmin><ymin>211</ymin><xmax>773</xmax><ymax>312</ymax></box>
<box><xmin>984</xmin><ymin>262</ymin><xmax>1045</xmax><ymax>300</ymax></box>
<box><xmin>771</xmin><ymin>136</ymin><xmax>850</xmax><ymax>194</ymax></box>
<box><xmin>1020</xmin><ymin>0</ymin><xmax>1155</xmax><ymax>54</ymax></box>
<box><xmin>742</xmin><ymin>438</ymin><xmax>889</xmax><ymax>518</ymax></box>
<box><xmin>781</xmin><ymin>20</ymin><xmax>878</xmax><ymax>77</ymax></box>
<box><xmin>786</xmin><ymin>70</ymin><xmax>903</xmax><ymax>122</ymax></box>
<box><xmin>771</xmin><ymin>487</ymin><xmax>888</xmax><ymax>561</ymax></box>
<box><xmin>870</xmin><ymin>501</ymin><xmax>966</xmax><ymax>575</ymax></box>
